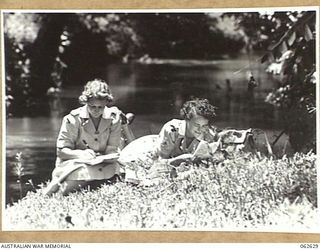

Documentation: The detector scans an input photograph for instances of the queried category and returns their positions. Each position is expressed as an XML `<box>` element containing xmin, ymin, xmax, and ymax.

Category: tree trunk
<box><xmin>29</xmin><ymin>14</ymin><xmax>68</xmax><ymax>100</ymax></box>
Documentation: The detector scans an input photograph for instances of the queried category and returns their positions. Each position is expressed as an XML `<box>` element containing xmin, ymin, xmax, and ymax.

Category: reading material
<box><xmin>74</xmin><ymin>153</ymin><xmax>120</xmax><ymax>165</ymax></box>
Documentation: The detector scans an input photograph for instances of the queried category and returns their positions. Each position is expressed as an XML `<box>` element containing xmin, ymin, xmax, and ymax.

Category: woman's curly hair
<box><xmin>78</xmin><ymin>79</ymin><xmax>114</xmax><ymax>104</ymax></box>
<box><xmin>180</xmin><ymin>98</ymin><xmax>217</xmax><ymax>125</ymax></box>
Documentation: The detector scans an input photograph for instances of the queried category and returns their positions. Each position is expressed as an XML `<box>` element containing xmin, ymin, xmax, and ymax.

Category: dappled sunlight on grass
<box><xmin>4</xmin><ymin>152</ymin><xmax>318</xmax><ymax>231</ymax></box>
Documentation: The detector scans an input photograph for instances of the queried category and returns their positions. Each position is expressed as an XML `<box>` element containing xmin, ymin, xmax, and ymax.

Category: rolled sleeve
<box><xmin>56</xmin><ymin>115</ymin><xmax>79</xmax><ymax>149</ymax></box>
<box><xmin>105</xmin><ymin>118</ymin><xmax>122</xmax><ymax>153</ymax></box>
<box><xmin>157</xmin><ymin>122</ymin><xmax>176</xmax><ymax>158</ymax></box>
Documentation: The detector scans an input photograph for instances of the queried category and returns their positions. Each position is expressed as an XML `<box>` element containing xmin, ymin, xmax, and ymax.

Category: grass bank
<box><xmin>4</xmin><ymin>152</ymin><xmax>318</xmax><ymax>231</ymax></box>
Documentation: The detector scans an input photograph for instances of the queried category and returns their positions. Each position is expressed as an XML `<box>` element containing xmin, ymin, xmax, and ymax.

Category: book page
<box><xmin>74</xmin><ymin>153</ymin><xmax>120</xmax><ymax>165</ymax></box>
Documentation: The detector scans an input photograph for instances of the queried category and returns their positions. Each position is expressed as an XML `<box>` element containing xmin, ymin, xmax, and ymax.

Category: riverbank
<box><xmin>4</xmin><ymin>151</ymin><xmax>317</xmax><ymax>231</ymax></box>
<box><xmin>4</xmin><ymin>56</ymin><xmax>289</xmax><ymax>204</ymax></box>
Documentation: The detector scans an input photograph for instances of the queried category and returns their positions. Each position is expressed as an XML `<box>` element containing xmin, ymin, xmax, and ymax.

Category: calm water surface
<box><xmin>5</xmin><ymin>56</ymin><xmax>284</xmax><ymax>204</ymax></box>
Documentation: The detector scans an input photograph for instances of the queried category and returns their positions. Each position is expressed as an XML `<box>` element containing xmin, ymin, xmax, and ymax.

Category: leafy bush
<box><xmin>4</xmin><ymin>14</ymin><xmax>42</xmax><ymax>115</ymax></box>
<box><xmin>4</xmin><ymin>152</ymin><xmax>317</xmax><ymax>230</ymax></box>
<box><xmin>228</xmin><ymin>11</ymin><xmax>316</xmax><ymax>152</ymax></box>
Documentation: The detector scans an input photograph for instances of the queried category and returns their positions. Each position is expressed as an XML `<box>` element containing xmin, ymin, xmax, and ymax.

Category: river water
<box><xmin>5</xmin><ymin>56</ymin><xmax>287</xmax><ymax>204</ymax></box>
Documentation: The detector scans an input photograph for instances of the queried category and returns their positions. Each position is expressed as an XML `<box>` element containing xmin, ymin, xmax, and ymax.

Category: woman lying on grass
<box><xmin>119</xmin><ymin>98</ymin><xmax>253</xmax><ymax>181</ymax></box>
<box><xmin>156</xmin><ymin>98</ymin><xmax>219</xmax><ymax>165</ymax></box>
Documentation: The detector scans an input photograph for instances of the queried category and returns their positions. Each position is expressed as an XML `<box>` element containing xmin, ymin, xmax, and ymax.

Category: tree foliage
<box><xmin>4</xmin><ymin>13</ymin><xmax>42</xmax><ymax>116</ymax></box>
<box><xmin>4</xmin><ymin>12</ymin><xmax>247</xmax><ymax>113</ymax></box>
<box><xmin>130</xmin><ymin>13</ymin><xmax>245</xmax><ymax>59</ymax></box>
<box><xmin>227</xmin><ymin>11</ymin><xmax>316</xmax><ymax>152</ymax></box>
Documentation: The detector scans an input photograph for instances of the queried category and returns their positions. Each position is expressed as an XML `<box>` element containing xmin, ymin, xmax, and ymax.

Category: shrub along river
<box><xmin>5</xmin><ymin>55</ymin><xmax>289</xmax><ymax>204</ymax></box>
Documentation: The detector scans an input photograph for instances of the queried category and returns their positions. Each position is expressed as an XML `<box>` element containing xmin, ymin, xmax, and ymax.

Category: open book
<box><xmin>74</xmin><ymin>153</ymin><xmax>120</xmax><ymax>166</ymax></box>
<box><xmin>219</xmin><ymin>128</ymin><xmax>252</xmax><ymax>144</ymax></box>
<box><xmin>43</xmin><ymin>153</ymin><xmax>119</xmax><ymax>195</ymax></box>
<box><xmin>193</xmin><ymin>129</ymin><xmax>252</xmax><ymax>157</ymax></box>
<box><xmin>193</xmin><ymin>139</ymin><xmax>221</xmax><ymax>158</ymax></box>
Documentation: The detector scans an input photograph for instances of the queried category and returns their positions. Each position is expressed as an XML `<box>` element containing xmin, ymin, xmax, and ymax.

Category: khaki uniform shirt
<box><xmin>157</xmin><ymin>119</ymin><xmax>216</xmax><ymax>158</ymax></box>
<box><xmin>53</xmin><ymin>105</ymin><xmax>122</xmax><ymax>181</ymax></box>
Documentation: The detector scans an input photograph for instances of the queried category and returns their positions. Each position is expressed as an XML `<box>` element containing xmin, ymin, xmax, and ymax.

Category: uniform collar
<box><xmin>78</xmin><ymin>105</ymin><xmax>118</xmax><ymax>134</ymax></box>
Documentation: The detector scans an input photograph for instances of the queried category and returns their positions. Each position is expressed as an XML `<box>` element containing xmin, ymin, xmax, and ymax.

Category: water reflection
<box><xmin>6</xmin><ymin>57</ymin><xmax>283</xmax><ymax>204</ymax></box>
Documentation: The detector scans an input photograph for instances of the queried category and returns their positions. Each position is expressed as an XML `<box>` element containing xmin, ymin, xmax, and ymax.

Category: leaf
<box><xmin>278</xmin><ymin>41</ymin><xmax>288</xmax><ymax>54</ymax></box>
<box><xmin>304</xmin><ymin>24</ymin><xmax>313</xmax><ymax>41</ymax></box>
<box><xmin>287</xmin><ymin>31</ymin><xmax>296</xmax><ymax>46</ymax></box>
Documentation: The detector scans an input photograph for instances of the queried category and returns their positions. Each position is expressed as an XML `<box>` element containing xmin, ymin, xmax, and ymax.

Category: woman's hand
<box><xmin>192</xmin><ymin>138</ymin><xmax>222</xmax><ymax>159</ymax></box>
<box><xmin>80</xmin><ymin>149</ymin><xmax>96</xmax><ymax>159</ymax></box>
<box><xmin>218</xmin><ymin>129</ymin><xmax>252</xmax><ymax>144</ymax></box>
<box><xmin>193</xmin><ymin>141</ymin><xmax>212</xmax><ymax>158</ymax></box>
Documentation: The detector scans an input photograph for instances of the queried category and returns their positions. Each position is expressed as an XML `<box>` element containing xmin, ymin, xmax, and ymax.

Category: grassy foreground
<box><xmin>4</xmin><ymin>152</ymin><xmax>319</xmax><ymax>231</ymax></box>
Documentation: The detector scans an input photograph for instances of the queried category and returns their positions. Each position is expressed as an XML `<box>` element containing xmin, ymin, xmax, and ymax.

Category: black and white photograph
<box><xmin>2</xmin><ymin>7</ymin><xmax>319</xmax><ymax>232</ymax></box>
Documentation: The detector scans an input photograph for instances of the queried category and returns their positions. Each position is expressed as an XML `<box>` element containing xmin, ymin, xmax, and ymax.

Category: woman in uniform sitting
<box><xmin>44</xmin><ymin>78</ymin><xmax>134</xmax><ymax>195</ymax></box>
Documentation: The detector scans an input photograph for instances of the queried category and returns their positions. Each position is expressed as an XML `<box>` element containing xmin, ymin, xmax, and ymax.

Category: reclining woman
<box><xmin>120</xmin><ymin>98</ymin><xmax>222</xmax><ymax>168</ymax></box>
<box><xmin>156</xmin><ymin>98</ymin><xmax>219</xmax><ymax>165</ymax></box>
<box><xmin>119</xmin><ymin>98</ymin><xmax>253</xmax><ymax>173</ymax></box>
<box><xmin>44</xmin><ymin>79</ymin><xmax>135</xmax><ymax>195</ymax></box>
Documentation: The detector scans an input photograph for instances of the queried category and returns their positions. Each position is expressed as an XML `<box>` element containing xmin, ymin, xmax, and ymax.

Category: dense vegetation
<box><xmin>5</xmin><ymin>151</ymin><xmax>317</xmax><ymax>230</ymax></box>
<box><xmin>227</xmin><ymin>11</ymin><xmax>316</xmax><ymax>152</ymax></box>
